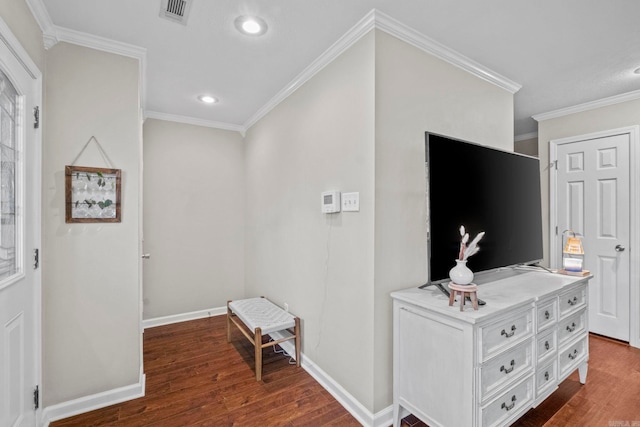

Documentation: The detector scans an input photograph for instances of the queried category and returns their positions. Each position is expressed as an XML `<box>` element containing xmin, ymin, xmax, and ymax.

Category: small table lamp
<box><xmin>562</xmin><ymin>230</ymin><xmax>584</xmax><ymax>272</ymax></box>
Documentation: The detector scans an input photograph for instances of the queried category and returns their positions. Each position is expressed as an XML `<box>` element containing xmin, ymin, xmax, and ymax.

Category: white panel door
<box><xmin>0</xmin><ymin>23</ymin><xmax>41</xmax><ymax>427</ymax></box>
<box><xmin>556</xmin><ymin>133</ymin><xmax>630</xmax><ymax>341</ymax></box>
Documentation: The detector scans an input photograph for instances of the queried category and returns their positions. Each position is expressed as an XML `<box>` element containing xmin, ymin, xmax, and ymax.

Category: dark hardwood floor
<box><xmin>50</xmin><ymin>317</ymin><xmax>640</xmax><ymax>427</ymax></box>
<box><xmin>401</xmin><ymin>334</ymin><xmax>640</xmax><ymax>427</ymax></box>
<box><xmin>50</xmin><ymin>315</ymin><xmax>360</xmax><ymax>427</ymax></box>
<box><xmin>515</xmin><ymin>333</ymin><xmax>640</xmax><ymax>426</ymax></box>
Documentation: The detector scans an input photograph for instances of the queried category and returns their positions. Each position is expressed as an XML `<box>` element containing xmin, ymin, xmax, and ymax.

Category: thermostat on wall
<box><xmin>321</xmin><ymin>191</ymin><xmax>341</xmax><ymax>213</ymax></box>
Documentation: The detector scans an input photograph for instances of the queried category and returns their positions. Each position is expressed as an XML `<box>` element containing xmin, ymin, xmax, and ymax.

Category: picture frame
<box><xmin>65</xmin><ymin>165</ymin><xmax>121</xmax><ymax>223</ymax></box>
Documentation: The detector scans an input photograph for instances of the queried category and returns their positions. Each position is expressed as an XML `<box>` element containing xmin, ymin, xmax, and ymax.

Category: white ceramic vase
<box><xmin>449</xmin><ymin>259</ymin><xmax>474</xmax><ymax>285</ymax></box>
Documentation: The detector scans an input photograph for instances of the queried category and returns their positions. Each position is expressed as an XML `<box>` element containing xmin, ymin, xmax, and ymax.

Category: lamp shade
<box><xmin>563</xmin><ymin>236</ymin><xmax>584</xmax><ymax>255</ymax></box>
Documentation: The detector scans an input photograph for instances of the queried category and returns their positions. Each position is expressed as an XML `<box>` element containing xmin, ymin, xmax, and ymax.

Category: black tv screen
<box><xmin>426</xmin><ymin>132</ymin><xmax>543</xmax><ymax>284</ymax></box>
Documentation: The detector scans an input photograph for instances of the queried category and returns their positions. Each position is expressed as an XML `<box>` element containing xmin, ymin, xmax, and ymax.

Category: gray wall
<box><xmin>244</xmin><ymin>31</ymin><xmax>377</xmax><ymax>409</ymax></box>
<box><xmin>42</xmin><ymin>42</ymin><xmax>142</xmax><ymax>405</ymax></box>
<box><xmin>372</xmin><ymin>30</ymin><xmax>514</xmax><ymax>411</ymax></box>
<box><xmin>243</xmin><ymin>28</ymin><xmax>514</xmax><ymax>413</ymax></box>
<box><xmin>142</xmin><ymin>119</ymin><xmax>245</xmax><ymax>319</ymax></box>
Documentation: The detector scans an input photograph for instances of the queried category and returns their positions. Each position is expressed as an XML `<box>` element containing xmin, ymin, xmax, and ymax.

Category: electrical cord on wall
<box><xmin>315</xmin><ymin>214</ymin><xmax>333</xmax><ymax>353</ymax></box>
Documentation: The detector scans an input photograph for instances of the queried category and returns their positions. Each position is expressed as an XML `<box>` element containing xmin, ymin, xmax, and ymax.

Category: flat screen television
<box><xmin>423</xmin><ymin>132</ymin><xmax>543</xmax><ymax>288</ymax></box>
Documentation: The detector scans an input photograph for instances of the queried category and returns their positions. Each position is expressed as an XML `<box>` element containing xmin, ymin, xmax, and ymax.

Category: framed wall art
<box><xmin>65</xmin><ymin>165</ymin><xmax>121</xmax><ymax>223</ymax></box>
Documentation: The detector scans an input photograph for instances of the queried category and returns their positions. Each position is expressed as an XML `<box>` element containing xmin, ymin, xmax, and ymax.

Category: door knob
<box><xmin>142</xmin><ymin>253</ymin><xmax>151</xmax><ymax>259</ymax></box>
<box><xmin>615</xmin><ymin>245</ymin><xmax>625</xmax><ymax>252</ymax></box>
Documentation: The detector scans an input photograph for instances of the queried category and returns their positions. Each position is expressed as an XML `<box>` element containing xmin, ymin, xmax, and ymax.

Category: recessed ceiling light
<box><xmin>634</xmin><ymin>67</ymin><xmax>640</xmax><ymax>75</ymax></box>
<box><xmin>198</xmin><ymin>95</ymin><xmax>218</xmax><ymax>104</ymax></box>
<box><xmin>234</xmin><ymin>16</ymin><xmax>267</xmax><ymax>36</ymax></box>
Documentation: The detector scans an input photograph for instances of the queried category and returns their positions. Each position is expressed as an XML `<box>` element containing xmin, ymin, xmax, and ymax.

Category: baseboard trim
<box><xmin>41</xmin><ymin>372</ymin><xmax>145</xmax><ymax>426</ymax></box>
<box><xmin>40</xmin><ymin>310</ymin><xmax>394</xmax><ymax>426</ymax></box>
<box><xmin>269</xmin><ymin>331</ymin><xmax>392</xmax><ymax>427</ymax></box>
<box><xmin>142</xmin><ymin>306</ymin><xmax>227</xmax><ymax>329</ymax></box>
<box><xmin>372</xmin><ymin>406</ymin><xmax>394</xmax><ymax>427</ymax></box>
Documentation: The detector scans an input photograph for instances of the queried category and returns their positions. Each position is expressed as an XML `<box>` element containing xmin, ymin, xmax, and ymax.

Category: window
<box><xmin>0</xmin><ymin>69</ymin><xmax>18</xmax><ymax>281</ymax></box>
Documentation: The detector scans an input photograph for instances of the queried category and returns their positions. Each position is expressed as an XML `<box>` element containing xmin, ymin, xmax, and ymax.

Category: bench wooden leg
<box><xmin>226</xmin><ymin>301</ymin><xmax>232</xmax><ymax>343</ymax></box>
<box><xmin>255</xmin><ymin>327</ymin><xmax>262</xmax><ymax>381</ymax></box>
<box><xmin>294</xmin><ymin>317</ymin><xmax>301</xmax><ymax>367</ymax></box>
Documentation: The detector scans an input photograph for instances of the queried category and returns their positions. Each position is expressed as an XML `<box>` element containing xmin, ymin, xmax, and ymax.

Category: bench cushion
<box><xmin>229</xmin><ymin>297</ymin><xmax>296</xmax><ymax>334</ymax></box>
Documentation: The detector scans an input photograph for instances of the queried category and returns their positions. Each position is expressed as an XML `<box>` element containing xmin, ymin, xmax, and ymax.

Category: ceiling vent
<box><xmin>160</xmin><ymin>0</ymin><xmax>192</xmax><ymax>25</ymax></box>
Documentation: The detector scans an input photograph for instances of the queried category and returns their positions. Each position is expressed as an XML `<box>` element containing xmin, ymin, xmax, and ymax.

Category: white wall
<box><xmin>42</xmin><ymin>42</ymin><xmax>141</xmax><ymax>405</ymax></box>
<box><xmin>142</xmin><ymin>119</ymin><xmax>245</xmax><ymax>319</ymax></box>
<box><xmin>372</xmin><ymin>30</ymin><xmax>514</xmax><ymax>412</ymax></box>
<box><xmin>244</xmin><ymin>32</ymin><xmax>377</xmax><ymax>410</ymax></box>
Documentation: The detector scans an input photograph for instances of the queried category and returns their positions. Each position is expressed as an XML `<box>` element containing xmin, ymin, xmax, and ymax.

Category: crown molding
<box><xmin>145</xmin><ymin>111</ymin><xmax>245</xmax><ymax>134</ymax></box>
<box><xmin>42</xmin><ymin>32</ymin><xmax>58</xmax><ymax>49</ymax></box>
<box><xmin>26</xmin><ymin>0</ymin><xmax>149</xmax><ymax>109</ymax></box>
<box><xmin>243</xmin><ymin>9</ymin><xmax>377</xmax><ymax>130</ymax></box>
<box><xmin>515</xmin><ymin>132</ymin><xmax>538</xmax><ymax>142</ymax></box>
<box><xmin>52</xmin><ymin>25</ymin><xmax>148</xmax><ymax>111</ymax></box>
<box><xmin>25</xmin><ymin>0</ymin><xmax>58</xmax><ymax>48</ymax></box>
<box><xmin>374</xmin><ymin>11</ymin><xmax>521</xmax><ymax>95</ymax></box>
<box><xmin>27</xmin><ymin>4</ymin><xmax>521</xmax><ymax>138</ymax></box>
<box><xmin>533</xmin><ymin>89</ymin><xmax>640</xmax><ymax>122</ymax></box>
<box><xmin>244</xmin><ymin>9</ymin><xmax>521</xmax><ymax>131</ymax></box>
<box><xmin>52</xmin><ymin>26</ymin><xmax>146</xmax><ymax>60</ymax></box>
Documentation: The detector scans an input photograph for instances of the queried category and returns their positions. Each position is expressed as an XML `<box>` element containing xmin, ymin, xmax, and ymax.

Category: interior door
<box><xmin>0</xmin><ymin>25</ymin><xmax>41</xmax><ymax>427</ymax></box>
<box><xmin>554</xmin><ymin>133</ymin><xmax>630</xmax><ymax>341</ymax></box>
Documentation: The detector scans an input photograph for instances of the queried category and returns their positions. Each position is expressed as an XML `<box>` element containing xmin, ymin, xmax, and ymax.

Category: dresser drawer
<box><xmin>536</xmin><ymin>298</ymin><xmax>557</xmax><ymax>332</ymax></box>
<box><xmin>558</xmin><ymin>309</ymin><xmax>586</xmax><ymax>345</ymax></box>
<box><xmin>535</xmin><ymin>360</ymin><xmax>557</xmax><ymax>401</ymax></box>
<box><xmin>480</xmin><ymin>375</ymin><xmax>534</xmax><ymax>427</ymax></box>
<box><xmin>536</xmin><ymin>328</ymin><xmax>557</xmax><ymax>363</ymax></box>
<box><xmin>559</xmin><ymin>336</ymin><xmax>588</xmax><ymax>379</ymax></box>
<box><xmin>480</xmin><ymin>339</ymin><xmax>533</xmax><ymax>400</ymax></box>
<box><xmin>480</xmin><ymin>308</ymin><xmax>534</xmax><ymax>361</ymax></box>
<box><xmin>559</xmin><ymin>284</ymin><xmax>587</xmax><ymax>318</ymax></box>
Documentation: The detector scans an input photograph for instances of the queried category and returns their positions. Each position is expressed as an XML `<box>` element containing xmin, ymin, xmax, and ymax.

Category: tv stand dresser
<box><xmin>391</xmin><ymin>270</ymin><xmax>590</xmax><ymax>427</ymax></box>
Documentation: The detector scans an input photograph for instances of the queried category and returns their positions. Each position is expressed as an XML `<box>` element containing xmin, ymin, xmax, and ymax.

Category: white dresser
<box><xmin>391</xmin><ymin>270</ymin><xmax>590</xmax><ymax>427</ymax></box>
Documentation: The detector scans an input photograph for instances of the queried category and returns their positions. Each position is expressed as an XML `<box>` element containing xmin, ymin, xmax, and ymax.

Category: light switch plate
<box><xmin>342</xmin><ymin>192</ymin><xmax>359</xmax><ymax>212</ymax></box>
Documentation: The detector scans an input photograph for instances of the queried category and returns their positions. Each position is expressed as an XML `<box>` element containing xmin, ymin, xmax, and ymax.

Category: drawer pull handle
<box><xmin>567</xmin><ymin>296</ymin><xmax>578</xmax><ymax>306</ymax></box>
<box><xmin>568</xmin><ymin>349</ymin><xmax>579</xmax><ymax>360</ymax></box>
<box><xmin>501</xmin><ymin>325</ymin><xmax>517</xmax><ymax>338</ymax></box>
<box><xmin>545</xmin><ymin>341</ymin><xmax>550</xmax><ymax>350</ymax></box>
<box><xmin>501</xmin><ymin>395</ymin><xmax>517</xmax><ymax>411</ymax></box>
<box><xmin>544</xmin><ymin>371</ymin><xmax>549</xmax><ymax>381</ymax></box>
<box><xmin>500</xmin><ymin>359</ymin><xmax>516</xmax><ymax>374</ymax></box>
<box><xmin>566</xmin><ymin>322</ymin><xmax>576</xmax><ymax>333</ymax></box>
<box><xmin>544</xmin><ymin>310</ymin><xmax>550</xmax><ymax>320</ymax></box>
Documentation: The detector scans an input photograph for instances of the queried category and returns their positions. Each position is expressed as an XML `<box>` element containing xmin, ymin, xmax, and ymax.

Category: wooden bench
<box><xmin>226</xmin><ymin>297</ymin><xmax>301</xmax><ymax>380</ymax></box>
